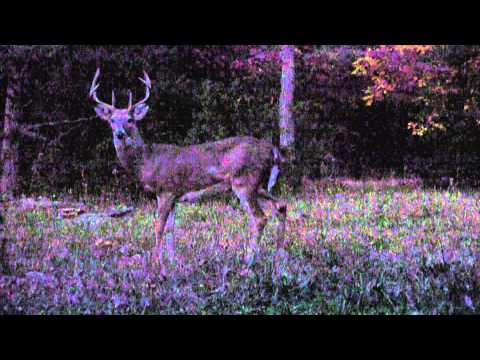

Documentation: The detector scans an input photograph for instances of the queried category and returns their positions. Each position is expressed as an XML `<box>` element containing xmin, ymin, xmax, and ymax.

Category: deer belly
<box><xmin>140</xmin><ymin>163</ymin><xmax>220</xmax><ymax>194</ymax></box>
<box><xmin>142</xmin><ymin>183</ymin><xmax>155</xmax><ymax>193</ymax></box>
<box><xmin>206</xmin><ymin>165</ymin><xmax>232</xmax><ymax>182</ymax></box>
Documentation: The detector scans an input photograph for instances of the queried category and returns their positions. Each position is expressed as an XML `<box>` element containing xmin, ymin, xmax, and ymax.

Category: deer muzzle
<box><xmin>116</xmin><ymin>130</ymin><xmax>125</xmax><ymax>140</ymax></box>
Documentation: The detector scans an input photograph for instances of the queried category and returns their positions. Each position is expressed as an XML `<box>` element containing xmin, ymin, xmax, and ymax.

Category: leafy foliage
<box><xmin>352</xmin><ymin>45</ymin><xmax>457</xmax><ymax>135</ymax></box>
<box><xmin>2</xmin><ymin>45</ymin><xmax>480</xmax><ymax>193</ymax></box>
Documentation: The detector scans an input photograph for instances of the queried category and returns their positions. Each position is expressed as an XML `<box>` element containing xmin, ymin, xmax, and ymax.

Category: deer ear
<box><xmin>95</xmin><ymin>104</ymin><xmax>113</xmax><ymax>121</ymax></box>
<box><xmin>133</xmin><ymin>104</ymin><xmax>149</xmax><ymax>121</ymax></box>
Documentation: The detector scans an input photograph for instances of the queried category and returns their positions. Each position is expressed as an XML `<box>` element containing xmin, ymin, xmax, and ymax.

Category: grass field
<box><xmin>1</xmin><ymin>177</ymin><xmax>479</xmax><ymax>314</ymax></box>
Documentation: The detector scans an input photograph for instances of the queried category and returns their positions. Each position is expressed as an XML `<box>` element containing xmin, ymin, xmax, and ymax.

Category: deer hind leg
<box><xmin>258</xmin><ymin>189</ymin><xmax>287</xmax><ymax>250</ymax></box>
<box><xmin>274</xmin><ymin>201</ymin><xmax>287</xmax><ymax>250</ymax></box>
<box><xmin>232</xmin><ymin>184</ymin><xmax>267</xmax><ymax>251</ymax></box>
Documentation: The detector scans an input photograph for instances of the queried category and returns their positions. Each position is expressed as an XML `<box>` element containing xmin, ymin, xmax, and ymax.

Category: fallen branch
<box><xmin>58</xmin><ymin>207</ymin><xmax>86</xmax><ymax>219</ymax></box>
<box><xmin>107</xmin><ymin>207</ymin><xmax>135</xmax><ymax>218</ymax></box>
<box><xmin>9</xmin><ymin>197</ymin><xmax>88</xmax><ymax>213</ymax></box>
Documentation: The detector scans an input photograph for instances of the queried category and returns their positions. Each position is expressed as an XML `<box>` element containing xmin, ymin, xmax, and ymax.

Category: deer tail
<box><xmin>272</xmin><ymin>146</ymin><xmax>287</xmax><ymax>164</ymax></box>
<box><xmin>267</xmin><ymin>165</ymin><xmax>280</xmax><ymax>193</ymax></box>
<box><xmin>268</xmin><ymin>147</ymin><xmax>284</xmax><ymax>193</ymax></box>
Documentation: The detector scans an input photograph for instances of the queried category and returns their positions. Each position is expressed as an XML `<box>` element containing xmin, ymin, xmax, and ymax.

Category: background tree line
<box><xmin>1</xmin><ymin>45</ymin><xmax>480</xmax><ymax>200</ymax></box>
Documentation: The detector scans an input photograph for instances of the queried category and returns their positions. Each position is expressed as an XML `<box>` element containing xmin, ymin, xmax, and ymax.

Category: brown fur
<box><xmin>91</xmin><ymin>70</ymin><xmax>286</xmax><ymax>261</ymax></box>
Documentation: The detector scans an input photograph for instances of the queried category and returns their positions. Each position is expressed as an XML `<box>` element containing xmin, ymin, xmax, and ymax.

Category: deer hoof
<box><xmin>275</xmin><ymin>248</ymin><xmax>288</xmax><ymax>261</ymax></box>
<box><xmin>243</xmin><ymin>247</ymin><xmax>257</xmax><ymax>267</ymax></box>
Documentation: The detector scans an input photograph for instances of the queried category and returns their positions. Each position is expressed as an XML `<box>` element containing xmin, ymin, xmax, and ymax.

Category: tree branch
<box><xmin>0</xmin><ymin>116</ymin><xmax>95</xmax><ymax>142</ymax></box>
<box><xmin>46</xmin><ymin>121</ymin><xmax>85</xmax><ymax>148</ymax></box>
<box><xmin>23</xmin><ymin>116</ymin><xmax>96</xmax><ymax>130</ymax></box>
<box><xmin>17</xmin><ymin>127</ymin><xmax>47</xmax><ymax>141</ymax></box>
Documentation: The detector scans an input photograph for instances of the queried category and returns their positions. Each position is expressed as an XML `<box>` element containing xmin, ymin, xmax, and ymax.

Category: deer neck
<box><xmin>113</xmin><ymin>130</ymin><xmax>147</xmax><ymax>175</ymax></box>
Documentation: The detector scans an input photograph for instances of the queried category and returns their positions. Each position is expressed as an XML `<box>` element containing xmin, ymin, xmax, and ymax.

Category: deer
<box><xmin>89</xmin><ymin>68</ymin><xmax>287</xmax><ymax>262</ymax></box>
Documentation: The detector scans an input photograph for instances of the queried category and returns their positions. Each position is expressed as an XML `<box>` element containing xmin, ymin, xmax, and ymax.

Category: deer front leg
<box><xmin>154</xmin><ymin>192</ymin><xmax>176</xmax><ymax>259</ymax></box>
<box><xmin>232</xmin><ymin>185</ymin><xmax>266</xmax><ymax>253</ymax></box>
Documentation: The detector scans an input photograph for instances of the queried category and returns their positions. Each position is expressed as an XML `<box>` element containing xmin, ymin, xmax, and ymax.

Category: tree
<box><xmin>1</xmin><ymin>49</ymin><xmax>23</xmax><ymax>199</ymax></box>
<box><xmin>278</xmin><ymin>45</ymin><xmax>298</xmax><ymax>187</ymax></box>
<box><xmin>230</xmin><ymin>45</ymin><xmax>302</xmax><ymax>186</ymax></box>
<box><xmin>352</xmin><ymin>45</ymin><xmax>456</xmax><ymax>135</ymax></box>
<box><xmin>0</xmin><ymin>45</ymin><xmax>81</xmax><ymax>198</ymax></box>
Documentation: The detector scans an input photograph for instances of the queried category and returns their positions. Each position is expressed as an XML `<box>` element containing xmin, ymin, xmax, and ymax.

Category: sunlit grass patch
<box><xmin>2</xmin><ymin>177</ymin><xmax>480</xmax><ymax>314</ymax></box>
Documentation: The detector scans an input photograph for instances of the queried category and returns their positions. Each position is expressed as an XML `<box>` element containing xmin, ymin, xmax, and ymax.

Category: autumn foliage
<box><xmin>352</xmin><ymin>45</ymin><xmax>459</xmax><ymax>135</ymax></box>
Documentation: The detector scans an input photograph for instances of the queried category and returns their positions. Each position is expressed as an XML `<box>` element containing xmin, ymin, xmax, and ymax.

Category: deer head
<box><xmin>90</xmin><ymin>68</ymin><xmax>151</xmax><ymax>149</ymax></box>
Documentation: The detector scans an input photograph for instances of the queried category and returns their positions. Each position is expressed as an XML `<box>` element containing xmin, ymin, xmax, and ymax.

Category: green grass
<box><xmin>2</xmin><ymin>177</ymin><xmax>480</xmax><ymax>314</ymax></box>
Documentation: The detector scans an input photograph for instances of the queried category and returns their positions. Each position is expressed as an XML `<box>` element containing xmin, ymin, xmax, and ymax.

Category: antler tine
<box><xmin>131</xmin><ymin>71</ymin><xmax>151</xmax><ymax>108</ymax></box>
<box><xmin>112</xmin><ymin>90</ymin><xmax>116</xmax><ymax>107</ymax></box>
<box><xmin>139</xmin><ymin>71</ymin><xmax>151</xmax><ymax>88</ymax></box>
<box><xmin>89</xmin><ymin>68</ymin><xmax>115</xmax><ymax>109</ymax></box>
<box><xmin>128</xmin><ymin>90</ymin><xmax>133</xmax><ymax>111</ymax></box>
<box><xmin>89</xmin><ymin>68</ymin><xmax>100</xmax><ymax>95</ymax></box>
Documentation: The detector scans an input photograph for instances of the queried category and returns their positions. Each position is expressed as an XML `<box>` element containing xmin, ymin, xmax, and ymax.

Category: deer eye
<box><xmin>127</xmin><ymin>118</ymin><xmax>134</xmax><ymax>124</ymax></box>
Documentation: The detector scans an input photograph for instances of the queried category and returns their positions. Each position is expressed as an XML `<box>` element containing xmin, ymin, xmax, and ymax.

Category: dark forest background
<box><xmin>1</xmin><ymin>45</ymin><xmax>480</xmax><ymax>200</ymax></box>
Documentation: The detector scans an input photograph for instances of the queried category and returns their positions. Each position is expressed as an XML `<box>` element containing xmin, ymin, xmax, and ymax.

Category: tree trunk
<box><xmin>278</xmin><ymin>45</ymin><xmax>298</xmax><ymax>188</ymax></box>
<box><xmin>1</xmin><ymin>71</ymin><xmax>20</xmax><ymax>200</ymax></box>
<box><xmin>0</xmin><ymin>210</ymin><xmax>10</xmax><ymax>275</ymax></box>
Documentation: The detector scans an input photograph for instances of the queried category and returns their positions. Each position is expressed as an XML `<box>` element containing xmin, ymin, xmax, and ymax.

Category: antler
<box><xmin>128</xmin><ymin>71</ymin><xmax>151</xmax><ymax>111</ymax></box>
<box><xmin>89</xmin><ymin>68</ymin><xmax>115</xmax><ymax>109</ymax></box>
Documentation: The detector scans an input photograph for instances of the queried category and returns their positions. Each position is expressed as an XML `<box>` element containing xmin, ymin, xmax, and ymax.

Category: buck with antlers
<box><xmin>90</xmin><ymin>69</ymin><xmax>287</xmax><ymax>261</ymax></box>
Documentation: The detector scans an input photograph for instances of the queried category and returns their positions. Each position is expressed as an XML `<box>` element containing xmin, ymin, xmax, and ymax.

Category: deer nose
<box><xmin>116</xmin><ymin>130</ymin><xmax>125</xmax><ymax>140</ymax></box>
